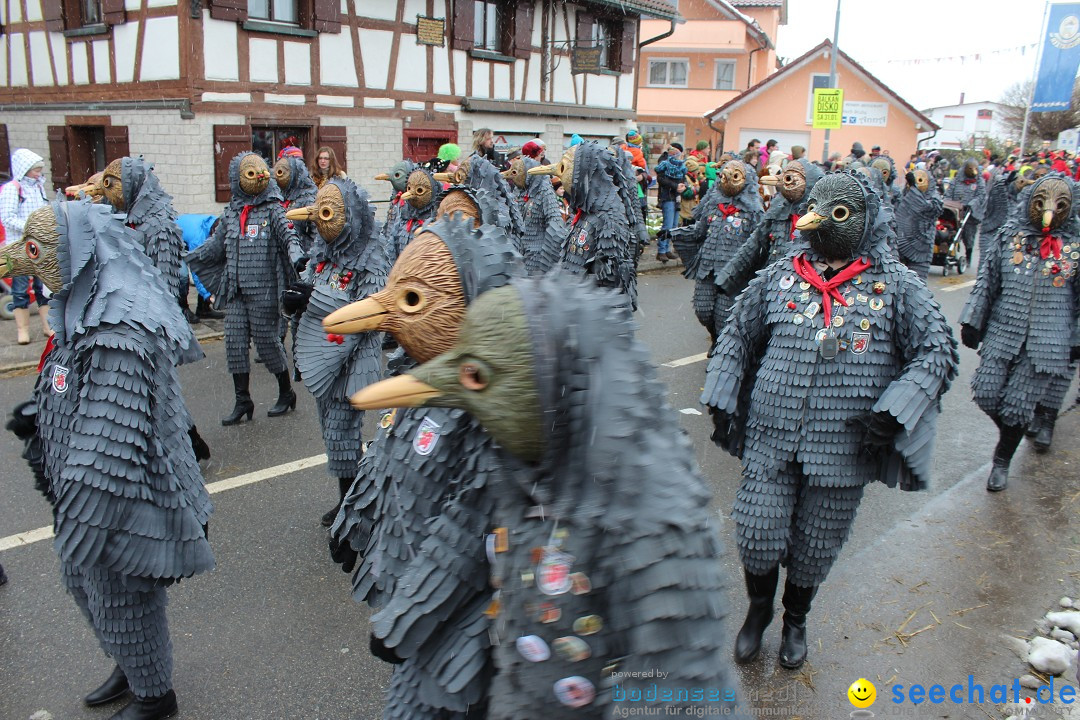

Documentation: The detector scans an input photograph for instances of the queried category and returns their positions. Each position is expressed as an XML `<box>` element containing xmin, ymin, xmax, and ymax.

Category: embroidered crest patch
<box><xmin>51</xmin><ymin>365</ymin><xmax>70</xmax><ymax>393</ymax></box>
<box><xmin>413</xmin><ymin>417</ymin><xmax>441</xmax><ymax>456</ymax></box>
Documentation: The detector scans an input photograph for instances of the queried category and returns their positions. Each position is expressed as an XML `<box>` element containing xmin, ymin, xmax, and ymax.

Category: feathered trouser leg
<box><xmin>693</xmin><ymin>277</ymin><xmax>718</xmax><ymax>336</ymax></box>
<box><xmin>62</xmin><ymin>562</ymin><xmax>173</xmax><ymax>699</ymax></box>
<box><xmin>225</xmin><ymin>297</ymin><xmax>288</xmax><ymax>375</ymax></box>
<box><xmin>382</xmin><ymin>659</ymin><xmax>481</xmax><ymax>720</ymax></box>
<box><xmin>972</xmin><ymin>350</ymin><xmax>1066</xmax><ymax>429</ymax></box>
<box><xmin>733</xmin><ymin>463</ymin><xmax>866</xmax><ymax>588</ymax></box>
<box><xmin>316</xmin><ymin>395</ymin><xmax>365</xmax><ymax>480</ymax></box>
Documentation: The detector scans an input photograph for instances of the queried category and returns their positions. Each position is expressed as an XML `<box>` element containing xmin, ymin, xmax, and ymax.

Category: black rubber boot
<box><xmin>321</xmin><ymin>477</ymin><xmax>352</xmax><ymax>527</ymax></box>
<box><xmin>987</xmin><ymin>422</ymin><xmax>1024</xmax><ymax>492</ymax></box>
<box><xmin>221</xmin><ymin>373</ymin><xmax>254</xmax><ymax>426</ymax></box>
<box><xmin>778</xmin><ymin>580</ymin><xmax>817</xmax><ymax>669</ymax></box>
<box><xmin>85</xmin><ymin>665</ymin><xmax>130</xmax><ymax>706</ymax></box>
<box><xmin>734</xmin><ymin>566</ymin><xmax>779</xmax><ymax>664</ymax></box>
<box><xmin>1033</xmin><ymin>405</ymin><xmax>1057</xmax><ymax>454</ymax></box>
<box><xmin>187</xmin><ymin>424</ymin><xmax>210</xmax><ymax>461</ymax></box>
<box><xmin>108</xmin><ymin>689</ymin><xmax>177</xmax><ymax>720</ymax></box>
<box><xmin>267</xmin><ymin>371</ymin><xmax>297</xmax><ymax>417</ymax></box>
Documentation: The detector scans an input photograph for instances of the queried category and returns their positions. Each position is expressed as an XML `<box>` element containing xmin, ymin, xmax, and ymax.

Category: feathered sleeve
<box><xmin>139</xmin><ymin>217</ymin><xmax>186</xmax><ymax>301</ymax></box>
<box><xmin>669</xmin><ymin>208</ymin><xmax>709</xmax><ymax>280</ymax></box>
<box><xmin>52</xmin><ymin>330</ymin><xmax>213</xmax><ymax>579</ymax></box>
<box><xmin>895</xmin><ymin>189</ymin><xmax>933</xmax><ymax>259</ymax></box>
<box><xmin>959</xmin><ymin>230</ymin><xmax>1003</xmax><ymax>333</ymax></box>
<box><xmin>716</xmin><ymin>203</ymin><xmax>783</xmax><ymax>296</ymax></box>
<box><xmin>184</xmin><ymin>217</ymin><xmax>226</xmax><ymax>301</ymax></box>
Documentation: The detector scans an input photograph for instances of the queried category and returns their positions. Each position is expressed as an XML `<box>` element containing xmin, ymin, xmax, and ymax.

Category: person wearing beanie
<box><xmin>690</xmin><ymin>140</ymin><xmax>710</xmax><ymax>163</ymax></box>
<box><xmin>654</xmin><ymin>144</ymin><xmax>688</xmax><ymax>261</ymax></box>
<box><xmin>436</xmin><ymin>143</ymin><xmax>462</xmax><ymax>173</ymax></box>
<box><xmin>621</xmin><ymin>130</ymin><xmax>650</xmax><ymax>225</ymax></box>
<box><xmin>790</xmin><ymin>145</ymin><xmax>806</xmax><ymax>161</ymax></box>
<box><xmin>569</xmin><ymin>133</ymin><xmax>584</xmax><ymax>147</ymax></box>
<box><xmin>521</xmin><ymin>141</ymin><xmax>544</xmax><ymax>160</ymax></box>
<box><xmin>844</xmin><ymin>142</ymin><xmax>866</xmax><ymax>166</ymax></box>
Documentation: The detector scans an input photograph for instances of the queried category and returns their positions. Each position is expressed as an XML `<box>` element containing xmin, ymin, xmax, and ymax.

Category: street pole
<box><xmin>822</xmin><ymin>0</ymin><xmax>841</xmax><ymax>164</ymax></box>
<box><xmin>1020</xmin><ymin>0</ymin><xmax>1051</xmax><ymax>154</ymax></box>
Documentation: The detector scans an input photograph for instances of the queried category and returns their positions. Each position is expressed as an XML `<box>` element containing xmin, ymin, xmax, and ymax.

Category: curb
<box><xmin>0</xmin><ymin>330</ymin><xmax>225</xmax><ymax>377</ymax></box>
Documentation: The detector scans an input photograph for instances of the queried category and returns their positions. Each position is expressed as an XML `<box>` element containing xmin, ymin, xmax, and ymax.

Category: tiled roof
<box><xmin>588</xmin><ymin>0</ymin><xmax>679</xmax><ymax>20</ymax></box>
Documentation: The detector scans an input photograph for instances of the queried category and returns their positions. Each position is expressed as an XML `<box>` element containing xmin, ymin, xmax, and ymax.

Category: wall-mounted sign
<box><xmin>572</xmin><ymin>45</ymin><xmax>603</xmax><ymax>74</ymax></box>
<box><xmin>416</xmin><ymin>16</ymin><xmax>445</xmax><ymax>46</ymax></box>
<box><xmin>812</xmin><ymin>88</ymin><xmax>843</xmax><ymax>129</ymax></box>
<box><xmin>842</xmin><ymin>101</ymin><xmax>889</xmax><ymax>127</ymax></box>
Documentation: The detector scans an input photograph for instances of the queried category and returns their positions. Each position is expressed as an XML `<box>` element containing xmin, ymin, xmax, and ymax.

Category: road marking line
<box><xmin>0</xmin><ymin>453</ymin><xmax>329</xmax><ymax>553</ymax></box>
<box><xmin>940</xmin><ymin>280</ymin><xmax>976</xmax><ymax>292</ymax></box>
<box><xmin>661</xmin><ymin>352</ymin><xmax>708</xmax><ymax>368</ymax></box>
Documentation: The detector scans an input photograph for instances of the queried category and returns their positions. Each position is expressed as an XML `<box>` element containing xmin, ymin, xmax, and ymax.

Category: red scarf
<box><xmin>716</xmin><ymin>203</ymin><xmax>739</xmax><ymax>218</ymax></box>
<box><xmin>239</xmin><ymin>204</ymin><xmax>254</xmax><ymax>232</ymax></box>
<box><xmin>790</xmin><ymin>214</ymin><xmax>801</xmax><ymax>241</ymax></box>
<box><xmin>1041</xmin><ymin>227</ymin><xmax>1063</xmax><ymax>260</ymax></box>
<box><xmin>571</xmin><ymin>209</ymin><xmax>583</xmax><ymax>226</ymax></box>
<box><xmin>394</xmin><ymin>192</ymin><xmax>404</xmax><ymax>206</ymax></box>
<box><xmin>38</xmin><ymin>334</ymin><xmax>56</xmax><ymax>373</ymax></box>
<box><xmin>962</xmin><ymin>178</ymin><xmax>976</xmax><ymax>185</ymax></box>
<box><xmin>405</xmin><ymin>219</ymin><xmax>424</xmax><ymax>234</ymax></box>
<box><xmin>792</xmin><ymin>254</ymin><xmax>872</xmax><ymax>328</ymax></box>
<box><xmin>280</xmin><ymin>200</ymin><xmax>291</xmax><ymax>209</ymax></box>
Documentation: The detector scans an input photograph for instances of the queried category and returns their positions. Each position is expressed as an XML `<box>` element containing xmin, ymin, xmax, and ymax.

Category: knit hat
<box><xmin>438</xmin><ymin>143</ymin><xmax>462</xmax><ymax>163</ymax></box>
<box><xmin>695</xmin><ymin>140</ymin><xmax>709</xmax><ymax>151</ymax></box>
<box><xmin>277</xmin><ymin>146</ymin><xmax>304</xmax><ymax>159</ymax></box>
<box><xmin>669</xmin><ymin>142</ymin><xmax>684</xmax><ymax>153</ymax></box>
<box><xmin>569</xmin><ymin>134</ymin><xmax>584</xmax><ymax>147</ymax></box>
<box><xmin>625</xmin><ymin>130</ymin><xmax>643</xmax><ymax>145</ymax></box>
<box><xmin>521</xmin><ymin>141</ymin><xmax>544</xmax><ymax>159</ymax></box>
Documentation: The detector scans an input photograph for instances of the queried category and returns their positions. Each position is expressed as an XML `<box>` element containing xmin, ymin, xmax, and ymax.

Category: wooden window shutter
<box><xmin>312</xmin><ymin>0</ymin><xmax>340</xmax><ymax>33</ymax></box>
<box><xmin>0</xmin><ymin>126</ymin><xmax>10</xmax><ymax>179</ymax></box>
<box><xmin>619</xmin><ymin>19</ymin><xmax>636</xmax><ymax>73</ymax></box>
<box><xmin>317</xmin><ymin>126</ymin><xmax>348</xmax><ymax>174</ymax></box>
<box><xmin>208</xmin><ymin>0</ymin><xmax>247</xmax><ymax>22</ymax></box>
<box><xmin>41</xmin><ymin>0</ymin><xmax>65</xmax><ymax>31</ymax></box>
<box><xmin>451</xmin><ymin>0</ymin><xmax>474</xmax><ymax>51</ymax></box>
<box><xmin>47</xmin><ymin>126</ymin><xmax>72</xmax><ymax>189</ymax></box>
<box><xmin>101</xmin><ymin>0</ymin><xmax>125</xmax><ymax>25</ymax></box>
<box><xmin>104</xmin><ymin>126</ymin><xmax>129</xmax><ymax>161</ymax></box>
<box><xmin>511</xmin><ymin>0</ymin><xmax>533</xmax><ymax>60</ymax></box>
<box><xmin>575</xmin><ymin>9</ymin><xmax>593</xmax><ymax>47</ymax></box>
<box><xmin>213</xmin><ymin>124</ymin><xmax>251</xmax><ymax>203</ymax></box>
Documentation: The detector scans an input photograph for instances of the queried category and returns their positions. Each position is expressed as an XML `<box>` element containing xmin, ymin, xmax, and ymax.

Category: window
<box><xmin>640</xmin><ymin>123</ymin><xmax>685</xmax><ymax>161</ymax></box>
<box><xmin>592</xmin><ymin>19</ymin><xmax>610</xmax><ymax>68</ymax></box>
<box><xmin>975</xmin><ymin>109</ymin><xmax>993</xmax><ymax>133</ymax></box>
<box><xmin>47</xmin><ymin>122</ymin><xmax>128</xmax><ymax>190</ymax></box>
<box><xmin>80</xmin><ymin>0</ymin><xmax>101</xmax><ymax>24</ymax></box>
<box><xmin>45</xmin><ymin>0</ymin><xmax>118</xmax><ymax>32</ymax></box>
<box><xmin>942</xmin><ymin>115</ymin><xmax>964</xmax><ymax>131</ymax></box>
<box><xmin>806</xmin><ymin>73</ymin><xmax>833</xmax><ymax>123</ymax></box>
<box><xmin>251</xmin><ymin>126</ymin><xmax>310</xmax><ymax>166</ymax></box>
<box><xmin>648</xmin><ymin>59</ymin><xmax>688</xmax><ymax>87</ymax></box>
<box><xmin>715</xmin><ymin>59</ymin><xmax>736</xmax><ymax>90</ymax></box>
<box><xmin>474</xmin><ymin>1</ymin><xmax>501</xmax><ymax>50</ymax></box>
<box><xmin>248</xmin><ymin>0</ymin><xmax>296</xmax><ymax>24</ymax></box>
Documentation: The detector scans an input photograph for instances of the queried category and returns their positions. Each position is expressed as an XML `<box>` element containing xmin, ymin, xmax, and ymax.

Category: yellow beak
<box><xmin>528</xmin><ymin>164</ymin><xmax>557</xmax><ymax>176</ymax></box>
<box><xmin>499</xmin><ymin>169</ymin><xmax>514</xmax><ymax>178</ymax></box>
<box><xmin>1043</xmin><ymin>209</ymin><xmax>1054</xmax><ymax>228</ymax></box>
<box><xmin>323</xmin><ymin>294</ymin><xmax>390</xmax><ymax>335</ymax></box>
<box><xmin>432</xmin><ymin>172</ymin><xmax>453</xmax><ymax>183</ymax></box>
<box><xmin>374</xmin><ymin>173</ymin><xmax>391</xmax><ymax>181</ymax></box>
<box><xmin>350</xmin><ymin>375</ymin><xmax>442</xmax><ymax>410</ymax></box>
<box><xmin>795</xmin><ymin>211</ymin><xmax>825</xmax><ymax>231</ymax></box>
<box><xmin>401</xmin><ymin>189</ymin><xmax>416</xmax><ymax>201</ymax></box>
<box><xmin>758</xmin><ymin>175</ymin><xmax>779</xmax><ymax>186</ymax></box>
<box><xmin>65</xmin><ymin>182</ymin><xmax>91</xmax><ymax>197</ymax></box>
<box><xmin>286</xmin><ymin>205</ymin><xmax>316</xmax><ymax>221</ymax></box>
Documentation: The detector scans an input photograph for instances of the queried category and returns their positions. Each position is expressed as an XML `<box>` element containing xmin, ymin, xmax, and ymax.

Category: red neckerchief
<box><xmin>281</xmin><ymin>200</ymin><xmax>291</xmax><ymax>209</ymax></box>
<box><xmin>792</xmin><ymin>254</ymin><xmax>872</xmax><ymax>328</ymax></box>
<box><xmin>523</xmin><ymin>194</ymin><xmax>530</xmax><ymax>203</ymax></box>
<box><xmin>37</xmin><ymin>334</ymin><xmax>56</xmax><ymax>373</ymax></box>
<box><xmin>716</xmin><ymin>203</ymin><xmax>739</xmax><ymax>218</ymax></box>
<box><xmin>394</xmin><ymin>192</ymin><xmax>403</xmax><ymax>206</ymax></box>
<box><xmin>405</xmin><ymin>219</ymin><xmax>424</xmax><ymax>234</ymax></box>
<box><xmin>239</xmin><ymin>204</ymin><xmax>254</xmax><ymax>231</ymax></box>
<box><xmin>1041</xmin><ymin>226</ymin><xmax>1063</xmax><ymax>260</ymax></box>
<box><xmin>571</xmin><ymin>209</ymin><xmax>583</xmax><ymax>226</ymax></box>
<box><xmin>790</xmin><ymin>214</ymin><xmax>801</xmax><ymax>241</ymax></box>
<box><xmin>963</xmin><ymin>178</ymin><xmax>976</xmax><ymax>185</ymax></box>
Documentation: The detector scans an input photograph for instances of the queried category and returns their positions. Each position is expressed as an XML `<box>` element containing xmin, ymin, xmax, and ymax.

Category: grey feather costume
<box><xmin>464</xmin><ymin>153</ymin><xmax>525</xmax><ymax>245</ymax></box>
<box><xmin>278</xmin><ymin>155</ymin><xmax>319</xmax><ymax>252</ymax></box>
<box><xmin>518</xmin><ymin>156</ymin><xmax>566</xmax><ymax>274</ymax></box>
<box><xmin>186</xmin><ymin>152</ymin><xmax>302</xmax><ymax>375</ymax></box>
<box><xmin>702</xmin><ymin>172</ymin><xmax>958</xmax><ymax>586</ymax></box>
<box><xmin>716</xmin><ymin>160</ymin><xmax>826</xmax><ymax>299</ymax></box>
<box><xmin>331</xmin><ymin>218</ymin><xmax>523</xmax><ymax>718</ymax></box>
<box><xmin>670</xmin><ymin>162</ymin><xmax>763</xmax><ymax>338</ymax></box>
<box><xmin>961</xmin><ymin>175</ymin><xmax>1080</xmax><ymax>429</ymax></box>
<box><xmin>946</xmin><ymin>164</ymin><xmax>986</xmax><ymax>261</ymax></box>
<box><xmin>384</xmin><ymin>166</ymin><xmax>442</xmax><ymax>265</ymax></box>
<box><xmin>295</xmin><ymin>179</ymin><xmax>387</xmax><ymax>478</ymax></box>
<box><xmin>380</xmin><ymin>160</ymin><xmax>415</xmax><ymax>254</ymax></box>
<box><xmin>895</xmin><ymin>183</ymin><xmax>944</xmax><ymax>280</ymax></box>
<box><xmin>31</xmin><ymin>201</ymin><xmax>213</xmax><ymax>700</ymax></box>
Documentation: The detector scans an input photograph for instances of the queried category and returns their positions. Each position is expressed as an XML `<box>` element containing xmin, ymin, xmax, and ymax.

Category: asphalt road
<box><xmin>1</xmin><ymin>266</ymin><xmax>1078</xmax><ymax>720</ymax></box>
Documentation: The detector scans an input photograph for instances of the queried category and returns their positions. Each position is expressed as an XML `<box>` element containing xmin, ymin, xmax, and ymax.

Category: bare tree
<box><xmin>1000</xmin><ymin>79</ymin><xmax>1080</xmax><ymax>150</ymax></box>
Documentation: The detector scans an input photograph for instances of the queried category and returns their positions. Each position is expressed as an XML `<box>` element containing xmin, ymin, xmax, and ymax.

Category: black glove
<box><xmin>370</xmin><ymin>633</ymin><xmax>404</xmax><ymax>664</ymax></box>
<box><xmin>6</xmin><ymin>400</ymin><xmax>37</xmax><ymax>440</ymax></box>
<box><xmin>656</xmin><ymin>228</ymin><xmax>671</xmax><ymax>242</ymax></box>
<box><xmin>1006</xmin><ymin>170</ymin><xmax>1018</xmax><ymax>185</ymax></box>
<box><xmin>960</xmin><ymin>323</ymin><xmax>982</xmax><ymax>349</ymax></box>
<box><xmin>281</xmin><ymin>282</ymin><xmax>314</xmax><ymax>315</ymax></box>
<box><xmin>328</xmin><ymin>533</ymin><xmax>358</xmax><ymax>574</ymax></box>
<box><xmin>294</xmin><ymin>255</ymin><xmax>310</xmax><ymax>274</ymax></box>
<box><xmin>708</xmin><ymin>407</ymin><xmax>736</xmax><ymax>452</ymax></box>
<box><xmin>905</xmin><ymin>172</ymin><xmax>916</xmax><ymax>187</ymax></box>
<box><xmin>846</xmin><ymin>411</ymin><xmax>903</xmax><ymax>457</ymax></box>
<box><xmin>1071</xmin><ymin>346</ymin><xmax>1080</xmax><ymax>362</ymax></box>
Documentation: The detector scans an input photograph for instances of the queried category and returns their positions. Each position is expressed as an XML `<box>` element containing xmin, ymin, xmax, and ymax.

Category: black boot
<box><xmin>85</xmin><ymin>665</ymin><xmax>130</xmax><ymax>706</ymax></box>
<box><xmin>187</xmin><ymin>424</ymin><xmax>210</xmax><ymax>461</ymax></box>
<box><xmin>267</xmin><ymin>371</ymin><xmax>297</xmax><ymax>417</ymax></box>
<box><xmin>778</xmin><ymin>580</ymin><xmax>817</xmax><ymax>669</ymax></box>
<box><xmin>1033</xmin><ymin>405</ymin><xmax>1057</xmax><ymax>453</ymax></box>
<box><xmin>221</xmin><ymin>373</ymin><xmax>254</xmax><ymax>426</ymax></box>
<box><xmin>108</xmin><ymin>689</ymin><xmax>178</xmax><ymax>720</ymax></box>
<box><xmin>734</xmin><ymin>567</ymin><xmax>779</xmax><ymax>664</ymax></box>
<box><xmin>195</xmin><ymin>295</ymin><xmax>225</xmax><ymax>320</ymax></box>
<box><xmin>321</xmin><ymin>477</ymin><xmax>352</xmax><ymax>527</ymax></box>
<box><xmin>987</xmin><ymin>422</ymin><xmax>1024</xmax><ymax>492</ymax></box>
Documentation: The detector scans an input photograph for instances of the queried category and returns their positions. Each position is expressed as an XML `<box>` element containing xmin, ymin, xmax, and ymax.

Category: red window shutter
<box><xmin>104</xmin><ymin>126</ymin><xmax>129</xmax><ymax>161</ymax></box>
<box><xmin>312</xmin><ymin>0</ymin><xmax>340</xmax><ymax>33</ymax></box>
<box><xmin>511</xmin><ymin>0</ymin><xmax>533</xmax><ymax>60</ymax></box>
<box><xmin>41</xmin><ymin>0</ymin><xmax>65</xmax><ymax>31</ymax></box>
<box><xmin>213</xmin><ymin>124</ymin><xmax>251</xmax><ymax>203</ymax></box>
<box><xmin>208</xmin><ymin>0</ymin><xmax>247</xmax><ymax>22</ymax></box>
<box><xmin>317</xmin><ymin>126</ymin><xmax>348</xmax><ymax>174</ymax></box>
<box><xmin>101</xmin><ymin>0</ymin><xmax>125</xmax><ymax>25</ymax></box>
<box><xmin>48</xmin><ymin>126</ymin><xmax>72</xmax><ymax>189</ymax></box>
<box><xmin>0</xmin><ymin>125</ymin><xmax>10</xmax><ymax>179</ymax></box>
<box><xmin>576</xmin><ymin>10</ymin><xmax>593</xmax><ymax>46</ymax></box>
<box><xmin>452</xmin><ymin>0</ymin><xmax>474</xmax><ymax>51</ymax></box>
<box><xmin>619</xmin><ymin>19</ymin><xmax>636</xmax><ymax>73</ymax></box>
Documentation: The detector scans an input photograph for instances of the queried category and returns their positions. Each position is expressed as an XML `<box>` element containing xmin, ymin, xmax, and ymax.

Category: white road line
<box><xmin>0</xmin><ymin>453</ymin><xmax>329</xmax><ymax>553</ymax></box>
<box><xmin>661</xmin><ymin>352</ymin><xmax>708</xmax><ymax>368</ymax></box>
<box><xmin>940</xmin><ymin>280</ymin><xmax>976</xmax><ymax>292</ymax></box>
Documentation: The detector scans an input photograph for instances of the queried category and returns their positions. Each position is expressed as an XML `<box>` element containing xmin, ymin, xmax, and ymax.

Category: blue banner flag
<box><xmin>1033</xmin><ymin>3</ymin><xmax>1080</xmax><ymax>112</ymax></box>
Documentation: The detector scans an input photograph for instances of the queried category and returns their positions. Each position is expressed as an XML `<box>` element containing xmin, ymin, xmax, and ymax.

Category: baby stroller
<box><xmin>0</xmin><ymin>277</ymin><xmax>14</xmax><ymax>320</ymax></box>
<box><xmin>931</xmin><ymin>200</ymin><xmax>970</xmax><ymax>276</ymax></box>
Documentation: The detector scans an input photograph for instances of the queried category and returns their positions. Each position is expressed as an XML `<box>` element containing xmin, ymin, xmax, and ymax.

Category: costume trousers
<box><xmin>61</xmin><ymin>561</ymin><xmax>173</xmax><ymax>699</ymax></box>
<box><xmin>317</xmin><ymin>395</ymin><xmax>365</xmax><ymax>478</ymax></box>
<box><xmin>225</xmin><ymin>295</ymin><xmax>288</xmax><ymax>374</ymax></box>
<box><xmin>733</xmin><ymin>462</ymin><xmax>866</xmax><ymax>588</ymax></box>
<box><xmin>693</xmin><ymin>277</ymin><xmax>732</xmax><ymax>339</ymax></box>
<box><xmin>973</xmin><ymin>350</ymin><xmax>1069</xmax><ymax>428</ymax></box>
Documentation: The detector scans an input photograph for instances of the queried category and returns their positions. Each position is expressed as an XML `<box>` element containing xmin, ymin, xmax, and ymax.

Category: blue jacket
<box><xmin>176</xmin><ymin>214</ymin><xmax>216</xmax><ymax>299</ymax></box>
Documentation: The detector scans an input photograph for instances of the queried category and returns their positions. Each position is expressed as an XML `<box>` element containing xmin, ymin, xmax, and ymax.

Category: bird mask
<box><xmin>433</xmin><ymin>158</ymin><xmax>471</xmax><ymax>185</ymax></box>
<box><xmin>718</xmin><ymin>161</ymin><xmax>747</xmax><ymax>198</ymax></box>
<box><xmin>528</xmin><ymin>146</ymin><xmax>576</xmax><ymax>197</ymax></box>
<box><xmin>795</xmin><ymin>173</ymin><xmax>867</xmax><ymax>262</ymax></box>
<box><xmin>273</xmin><ymin>157</ymin><xmax>293</xmax><ymax>193</ymax></box>
<box><xmin>286</xmin><ymin>182</ymin><xmax>347</xmax><ymax>242</ymax></box>
<box><xmin>436</xmin><ymin>189</ymin><xmax>482</xmax><ymax>227</ymax></box>
<box><xmin>348</xmin><ymin>285</ymin><xmax>545</xmax><ymax>463</ymax></box>
<box><xmin>0</xmin><ymin>205</ymin><xmax>64</xmax><ymax>292</ymax></box>
<box><xmin>238</xmin><ymin>154</ymin><xmax>271</xmax><ymax>196</ymax></box>
<box><xmin>375</xmin><ymin>160</ymin><xmax>414</xmax><ymax>194</ymax></box>
<box><xmin>1015</xmin><ymin>167</ymin><xmax>1035</xmax><ymax>192</ymax></box>
<box><xmin>962</xmin><ymin>159</ymin><xmax>979</xmax><ymax>179</ymax></box>
<box><xmin>912</xmin><ymin>169</ymin><xmax>931</xmax><ymax>193</ymax></box>
<box><xmin>1028</xmin><ymin>176</ymin><xmax>1072</xmax><ymax>232</ymax></box>
<box><xmin>401</xmin><ymin>169</ymin><xmax>436</xmax><ymax>209</ymax></box>
<box><xmin>501</xmin><ymin>158</ymin><xmax>528</xmax><ymax>190</ymax></box>
<box><xmin>761</xmin><ymin>161</ymin><xmax>807</xmax><ymax>202</ymax></box>
<box><xmin>870</xmin><ymin>157</ymin><xmax>893</xmax><ymax>184</ymax></box>
<box><xmin>89</xmin><ymin>159</ymin><xmax>125</xmax><ymax>210</ymax></box>
<box><xmin>67</xmin><ymin>172</ymin><xmax>103</xmax><ymax>201</ymax></box>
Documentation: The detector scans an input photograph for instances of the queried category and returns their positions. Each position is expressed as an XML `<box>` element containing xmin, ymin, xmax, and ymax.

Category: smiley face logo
<box><xmin>848</xmin><ymin>678</ymin><xmax>876</xmax><ymax>708</ymax></box>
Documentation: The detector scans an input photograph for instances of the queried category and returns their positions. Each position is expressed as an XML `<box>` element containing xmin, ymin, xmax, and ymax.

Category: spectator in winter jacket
<box><xmin>655</xmin><ymin>144</ymin><xmax>687</xmax><ymax>260</ymax></box>
<box><xmin>0</xmin><ymin>148</ymin><xmax>51</xmax><ymax>344</ymax></box>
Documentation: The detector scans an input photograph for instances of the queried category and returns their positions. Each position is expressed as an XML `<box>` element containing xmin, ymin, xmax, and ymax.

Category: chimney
<box><xmin>959</xmin><ymin>92</ymin><xmax>965</xmax><ymax>105</ymax></box>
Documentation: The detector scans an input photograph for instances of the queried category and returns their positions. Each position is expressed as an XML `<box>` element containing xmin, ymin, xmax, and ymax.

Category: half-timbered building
<box><xmin>0</xmin><ymin>0</ymin><xmax>676</xmax><ymax>213</ymax></box>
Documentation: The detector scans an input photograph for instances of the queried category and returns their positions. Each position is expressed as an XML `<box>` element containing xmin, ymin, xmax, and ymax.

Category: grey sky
<box><xmin>774</xmin><ymin>0</ymin><xmax>1048</xmax><ymax>110</ymax></box>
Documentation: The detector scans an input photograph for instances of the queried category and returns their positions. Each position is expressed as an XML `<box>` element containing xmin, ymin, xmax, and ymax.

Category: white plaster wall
<box><xmin>432</xmin><ymin>44</ymin><xmax>451</xmax><ymax>95</ymax></box>
<box><xmin>394</xmin><ymin>36</ymin><xmax>426</xmax><ymax>92</ymax></box>
<box><xmin>124</xmin><ymin>0</ymin><xmax>139</xmax><ymax>11</ymax></box>
<box><xmin>8</xmin><ymin>0</ymin><xmax>21</xmax><ymax>23</ymax></box>
<box><xmin>319</xmin><ymin>30</ymin><xmax>357</xmax><ymax>86</ymax></box>
<box><xmin>28</xmin><ymin>31</ymin><xmax>52</xmax><ymax>86</ymax></box>
<box><xmin>113</xmin><ymin>22</ymin><xmax>138</xmax><ymax>83</ymax></box>
<box><xmin>616</xmin><ymin>69</ymin><xmax>634</xmax><ymax>109</ymax></box>
<box><xmin>452</xmin><ymin>49</ymin><xmax>467</xmax><ymax>96</ymax></box>
<box><xmin>492</xmin><ymin>62</ymin><xmax>510</xmax><ymax>100</ymax></box>
<box><xmin>146</xmin><ymin>0</ymin><xmax>176</xmax><ymax>7</ymax></box>
<box><xmin>553</xmin><ymin>4</ymin><xmax>567</xmax><ymax>43</ymax></box>
<box><xmin>587</xmin><ymin>73</ymin><xmax>616</xmax><ymax>108</ymax></box>
<box><xmin>249</xmin><ymin>38</ymin><xmax>278</xmax><ymax>83</ymax></box>
<box><xmin>141</xmin><ymin>16</ymin><xmax>179</xmax><ymax>81</ymax></box>
<box><xmin>472</xmin><ymin>60</ymin><xmax>489</xmax><ymax>99</ymax></box>
<box><xmin>358</xmin><ymin>29</ymin><xmax>392</xmax><ymax>89</ymax></box>
<box><xmin>526</xmin><ymin>54</ymin><xmax>541</xmax><ymax>102</ymax></box>
<box><xmin>431</xmin><ymin>0</ymin><xmax>447</xmax><ymax>19</ymax></box>
<box><xmin>93</xmin><ymin>39</ymin><xmax>111</xmax><ymax>83</ymax></box>
<box><xmin>283</xmin><ymin>41</ymin><xmax>310</xmax><ymax>85</ymax></box>
<box><xmin>513</xmin><ymin>58</ymin><xmax>525</xmax><ymax>99</ymax></box>
<box><xmin>24</xmin><ymin>0</ymin><xmax>41</xmax><ymax>22</ymax></box>
<box><xmin>0</xmin><ymin>36</ymin><xmax>8</xmax><ymax>86</ymax></box>
<box><xmin>355</xmin><ymin>0</ymin><xmax>394</xmax><ymax>21</ymax></box>
<box><xmin>49</xmin><ymin>33</ymin><xmax>68</xmax><ymax>85</ymax></box>
<box><xmin>10</xmin><ymin>34</ymin><xmax>28</xmax><ymax>86</ymax></box>
<box><xmin>203</xmin><ymin>14</ymin><xmax>239</xmax><ymax>81</ymax></box>
<box><xmin>530</xmin><ymin>0</ymin><xmax>541</xmax><ymax>46</ymax></box>
<box><xmin>551</xmin><ymin>58</ymin><xmax>574</xmax><ymax>104</ymax></box>
<box><xmin>403</xmin><ymin>0</ymin><xmax>424</xmax><ymax>21</ymax></box>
